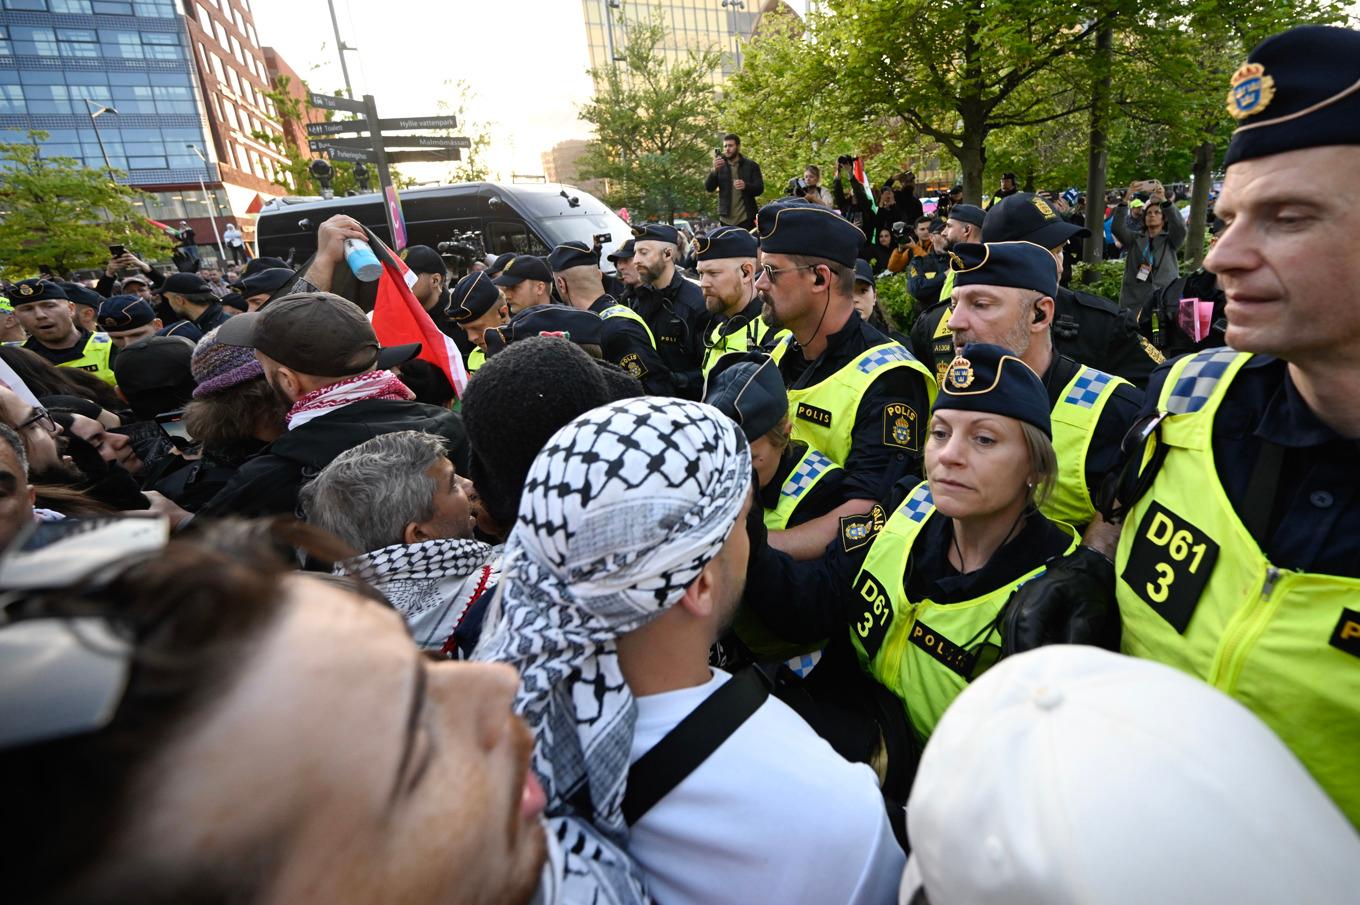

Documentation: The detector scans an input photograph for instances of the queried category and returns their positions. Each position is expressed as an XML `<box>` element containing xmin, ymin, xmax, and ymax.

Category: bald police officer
<box><xmin>547</xmin><ymin>241</ymin><xmax>675</xmax><ymax>395</ymax></box>
<box><xmin>696</xmin><ymin>226</ymin><xmax>787</xmax><ymax>375</ymax></box>
<box><xmin>1005</xmin><ymin>25</ymin><xmax>1360</xmax><ymax>828</ymax></box>
<box><xmin>754</xmin><ymin>201</ymin><xmax>936</xmax><ymax>559</ymax></box>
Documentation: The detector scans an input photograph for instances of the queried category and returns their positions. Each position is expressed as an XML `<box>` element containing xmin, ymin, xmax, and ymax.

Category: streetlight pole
<box><xmin>186</xmin><ymin>144</ymin><xmax>226</xmax><ymax>263</ymax></box>
<box><xmin>82</xmin><ymin>98</ymin><xmax>118</xmax><ymax>184</ymax></box>
<box><xmin>326</xmin><ymin>0</ymin><xmax>355</xmax><ymax>98</ymax></box>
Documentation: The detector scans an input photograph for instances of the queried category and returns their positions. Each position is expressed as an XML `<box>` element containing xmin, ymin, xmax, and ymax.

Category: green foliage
<box><xmin>577</xmin><ymin>11</ymin><xmax>719</xmax><ymax>221</ymax></box>
<box><xmin>876</xmin><ymin>272</ymin><xmax>918</xmax><ymax>334</ymax></box>
<box><xmin>1073</xmin><ymin>259</ymin><xmax>1125</xmax><ymax>302</ymax></box>
<box><xmin>0</xmin><ymin>131</ymin><xmax>174</xmax><ymax>280</ymax></box>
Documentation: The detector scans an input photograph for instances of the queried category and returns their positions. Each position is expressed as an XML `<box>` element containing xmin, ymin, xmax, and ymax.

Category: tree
<box><xmin>0</xmin><ymin>131</ymin><xmax>174</xmax><ymax>280</ymax></box>
<box><xmin>431</xmin><ymin>79</ymin><xmax>494</xmax><ymax>184</ymax></box>
<box><xmin>577</xmin><ymin>12</ymin><xmax>720</xmax><ymax>222</ymax></box>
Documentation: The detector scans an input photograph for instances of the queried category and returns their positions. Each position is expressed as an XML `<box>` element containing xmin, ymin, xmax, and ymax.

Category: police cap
<box><xmin>547</xmin><ymin>241</ymin><xmax>598</xmax><ymax>273</ymax></box>
<box><xmin>158</xmin><ymin>320</ymin><xmax>203</xmax><ymax>343</ymax></box>
<box><xmin>484</xmin><ymin>305</ymin><xmax>603</xmax><ymax>357</ymax></box>
<box><xmin>97</xmin><ymin>294</ymin><xmax>156</xmax><ymax>331</ymax></box>
<box><xmin>238</xmin><ymin>267</ymin><xmax>294</xmax><ymax>298</ymax></box>
<box><xmin>854</xmin><ymin>259</ymin><xmax>876</xmax><ymax>288</ymax></box>
<box><xmin>1224</xmin><ymin>26</ymin><xmax>1360</xmax><ymax>167</ymax></box>
<box><xmin>693</xmin><ymin>226</ymin><xmax>758</xmax><ymax>262</ymax></box>
<box><xmin>935</xmin><ymin>342</ymin><xmax>1051</xmax><ymax>438</ymax></box>
<box><xmin>243</xmin><ymin>256</ymin><xmax>289</xmax><ymax>277</ymax></box>
<box><xmin>947</xmin><ymin>204</ymin><xmax>987</xmax><ymax>229</ymax></box>
<box><xmin>982</xmin><ymin>193</ymin><xmax>1089</xmax><ymax>248</ymax></box>
<box><xmin>950</xmin><ymin>241</ymin><xmax>1058</xmax><ymax>299</ymax></box>
<box><xmin>160</xmin><ymin>272</ymin><xmax>211</xmax><ymax>296</ymax></box>
<box><xmin>606</xmin><ymin>239</ymin><xmax>636</xmax><ymax>263</ymax></box>
<box><xmin>754</xmin><ymin>202</ymin><xmax>864</xmax><ymax>268</ymax></box>
<box><xmin>9</xmin><ymin>279</ymin><xmax>67</xmax><ymax>304</ymax></box>
<box><xmin>703</xmin><ymin>351</ymin><xmax>787</xmax><ymax>442</ymax></box>
<box><xmin>632</xmin><ymin>222</ymin><xmax>680</xmax><ymax>246</ymax></box>
<box><xmin>447</xmin><ymin>271</ymin><xmax>501</xmax><ymax>323</ymax></box>
<box><xmin>58</xmin><ymin>283</ymin><xmax>103</xmax><ymax>310</ymax></box>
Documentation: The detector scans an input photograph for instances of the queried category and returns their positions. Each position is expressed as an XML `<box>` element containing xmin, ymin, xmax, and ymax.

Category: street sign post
<box><xmin>315</xmin><ymin>145</ymin><xmax>375</xmax><ymax>163</ymax></box>
<box><xmin>376</xmin><ymin>115</ymin><xmax>458</xmax><ymax>131</ymax></box>
<box><xmin>308</xmin><ymin>91</ymin><xmax>366</xmax><ymax>114</ymax></box>
<box><xmin>305</xmin><ymin>120</ymin><xmax>366</xmax><ymax>137</ymax></box>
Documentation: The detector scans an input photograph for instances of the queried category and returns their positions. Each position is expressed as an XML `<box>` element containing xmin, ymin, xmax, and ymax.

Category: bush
<box><xmin>1072</xmin><ymin>259</ymin><xmax>1124</xmax><ymax>302</ymax></box>
<box><xmin>877</xmin><ymin>271</ymin><xmax>918</xmax><ymax>333</ymax></box>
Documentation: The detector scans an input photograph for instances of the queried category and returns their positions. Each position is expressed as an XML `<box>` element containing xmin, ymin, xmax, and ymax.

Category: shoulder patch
<box><xmin>840</xmin><ymin>503</ymin><xmax>886</xmax><ymax>553</ymax></box>
<box><xmin>619</xmin><ymin>352</ymin><xmax>647</xmax><ymax>379</ymax></box>
<box><xmin>883</xmin><ymin>402</ymin><xmax>919</xmax><ymax>450</ymax></box>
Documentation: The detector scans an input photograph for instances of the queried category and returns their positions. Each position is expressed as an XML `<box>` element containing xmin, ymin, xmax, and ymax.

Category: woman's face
<box><xmin>1144</xmin><ymin>204</ymin><xmax>1164</xmax><ymax>230</ymax></box>
<box><xmin>878</xmin><ymin>229</ymin><xmax>892</xmax><ymax>246</ymax></box>
<box><xmin>925</xmin><ymin>410</ymin><xmax>1032</xmax><ymax>520</ymax></box>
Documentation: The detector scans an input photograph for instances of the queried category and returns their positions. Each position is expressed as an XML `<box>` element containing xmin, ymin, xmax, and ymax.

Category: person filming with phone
<box><xmin>705</xmin><ymin>133</ymin><xmax>764</xmax><ymax>230</ymax></box>
<box><xmin>1112</xmin><ymin>178</ymin><xmax>1187</xmax><ymax>311</ymax></box>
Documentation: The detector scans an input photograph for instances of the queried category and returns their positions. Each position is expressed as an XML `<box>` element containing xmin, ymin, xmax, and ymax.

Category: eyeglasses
<box><xmin>757</xmin><ymin>263</ymin><xmax>816</xmax><ymax>282</ymax></box>
<box><xmin>16</xmin><ymin>406</ymin><xmax>56</xmax><ymax>435</ymax></box>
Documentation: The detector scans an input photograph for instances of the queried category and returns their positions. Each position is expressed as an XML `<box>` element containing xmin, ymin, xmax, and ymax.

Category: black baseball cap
<box><xmin>981</xmin><ymin>193</ymin><xmax>1090</xmax><ymax>248</ymax></box>
<box><xmin>112</xmin><ymin>335</ymin><xmax>195</xmax><ymax>396</ymax></box>
<box><xmin>238</xmin><ymin>267</ymin><xmax>294</xmax><ymax>298</ymax></box>
<box><xmin>402</xmin><ymin>245</ymin><xmax>446</xmax><ymax>275</ymax></box>
<box><xmin>492</xmin><ymin>255</ymin><xmax>552</xmax><ymax>287</ymax></box>
<box><xmin>160</xmin><ymin>272</ymin><xmax>211</xmax><ymax>295</ymax></box>
<box><xmin>214</xmin><ymin>291</ymin><xmax>380</xmax><ymax>377</ymax></box>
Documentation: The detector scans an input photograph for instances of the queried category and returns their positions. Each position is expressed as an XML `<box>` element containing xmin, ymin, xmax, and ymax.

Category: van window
<box><xmin>486</xmin><ymin>220</ymin><xmax>547</xmax><ymax>256</ymax></box>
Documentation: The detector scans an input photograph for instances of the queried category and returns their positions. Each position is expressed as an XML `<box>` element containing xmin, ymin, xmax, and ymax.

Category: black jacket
<box><xmin>704</xmin><ymin>155</ymin><xmax>764</xmax><ymax>227</ymax></box>
<box><xmin>630</xmin><ymin>269</ymin><xmax>711</xmax><ymax>400</ymax></box>
<box><xmin>199</xmin><ymin>399</ymin><xmax>470</xmax><ymax>518</ymax></box>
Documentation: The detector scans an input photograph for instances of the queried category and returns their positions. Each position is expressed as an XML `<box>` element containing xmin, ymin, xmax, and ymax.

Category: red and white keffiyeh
<box><xmin>285</xmin><ymin>369</ymin><xmax>414</xmax><ymax>430</ymax></box>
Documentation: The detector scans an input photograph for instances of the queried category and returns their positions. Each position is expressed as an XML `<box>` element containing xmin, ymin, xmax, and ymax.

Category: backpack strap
<box><xmin>623</xmin><ymin>667</ymin><xmax>769</xmax><ymax>826</ymax></box>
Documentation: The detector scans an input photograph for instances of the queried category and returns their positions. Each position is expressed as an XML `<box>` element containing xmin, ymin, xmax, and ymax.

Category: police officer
<box><xmin>482</xmin><ymin>304</ymin><xmax>606</xmax><ymax>360</ymax></box>
<box><xmin>547</xmin><ymin>241</ymin><xmax>675</xmax><ymax>395</ymax></box>
<box><xmin>695</xmin><ymin>226</ymin><xmax>787</xmax><ymax>374</ymax></box>
<box><xmin>7</xmin><ymin>279</ymin><xmax>116</xmax><ymax>385</ymax></box>
<box><xmin>490</xmin><ymin>254</ymin><xmax>554</xmax><ymax>316</ymax></box>
<box><xmin>908</xmin><ymin>204</ymin><xmax>986</xmax><ymax>382</ymax></box>
<box><xmin>945</xmin><ymin>240</ymin><xmax>1143</xmax><ymax>528</ymax></box>
<box><xmin>446</xmin><ymin>271</ymin><xmax>507</xmax><ymax>377</ymax></box>
<box><xmin>97</xmin><ymin>294</ymin><xmax>163</xmax><ymax>349</ymax></box>
<box><xmin>58</xmin><ymin>282</ymin><xmax>103</xmax><ymax>334</ymax></box>
<box><xmin>1004</xmin><ymin>25</ymin><xmax>1360</xmax><ymax>828</ymax></box>
<box><xmin>629</xmin><ymin>223</ymin><xmax>710</xmax><ymax>400</ymax></box>
<box><xmin>744</xmin><ymin>341</ymin><xmax>1077</xmax><ymax>743</ymax></box>
<box><xmin>981</xmin><ymin>192</ymin><xmax>1163</xmax><ymax>385</ymax></box>
<box><xmin>607</xmin><ymin>239</ymin><xmax>641</xmax><ymax>304</ymax></box>
<box><xmin>753</xmin><ymin>201</ymin><xmax>936</xmax><ymax>560</ymax></box>
<box><xmin>159</xmin><ymin>272</ymin><xmax>231</xmax><ymax>333</ymax></box>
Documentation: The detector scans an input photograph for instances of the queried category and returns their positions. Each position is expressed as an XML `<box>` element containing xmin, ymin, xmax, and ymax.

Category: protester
<box><xmin>110</xmin><ymin>336</ymin><xmax>196</xmax><ymax>422</ymax></box>
<box><xmin>96</xmin><ymin>251</ymin><xmax>164</xmax><ymax>298</ymax></box>
<box><xmin>223</xmin><ymin>220</ymin><xmax>247</xmax><ymax>263</ymax></box>
<box><xmin>474</xmin><ymin>397</ymin><xmax>904</xmax><ymax>905</ymax></box>
<box><xmin>2</xmin><ymin>521</ymin><xmax>551</xmax><ymax>905</ymax></box>
<box><xmin>0</xmin><ymin>422</ymin><xmax>35</xmax><ymax>545</ymax></box>
<box><xmin>200</xmin><ymin>266</ymin><xmax>230</xmax><ymax>299</ymax></box>
<box><xmin>0</xmin><ymin>345</ymin><xmax>125</xmax><ymax>414</ymax></box>
<box><xmin>304</xmin><ymin>430</ymin><xmax>499</xmax><ymax>658</ymax></box>
<box><xmin>901</xmin><ymin>646</ymin><xmax>1360</xmax><ymax>905</ymax></box>
<box><xmin>1111</xmin><ymin>179</ymin><xmax>1188</xmax><ymax>311</ymax></box>
<box><xmin>197</xmin><ymin>292</ymin><xmax>468</xmax><ymax>518</ymax></box>
<box><xmin>705</xmin><ymin>133</ymin><xmax>764</xmax><ymax>230</ymax></box>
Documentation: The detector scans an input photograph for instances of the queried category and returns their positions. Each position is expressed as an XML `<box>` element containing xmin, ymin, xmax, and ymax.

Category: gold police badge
<box><xmin>946</xmin><ymin>354</ymin><xmax>974</xmax><ymax>389</ymax></box>
<box><xmin>1227</xmin><ymin>62</ymin><xmax>1275</xmax><ymax>120</ymax></box>
<box><xmin>1031</xmin><ymin>196</ymin><xmax>1056</xmax><ymax>219</ymax></box>
<box><xmin>17</xmin><ymin>283</ymin><xmax>35</xmax><ymax>297</ymax></box>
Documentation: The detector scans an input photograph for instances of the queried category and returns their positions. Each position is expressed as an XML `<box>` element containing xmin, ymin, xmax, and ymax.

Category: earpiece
<box><xmin>813</xmin><ymin>271</ymin><xmax>825</xmax><ymax>286</ymax></box>
<box><xmin>1033</xmin><ymin>307</ymin><xmax>1045</xmax><ymax>324</ymax></box>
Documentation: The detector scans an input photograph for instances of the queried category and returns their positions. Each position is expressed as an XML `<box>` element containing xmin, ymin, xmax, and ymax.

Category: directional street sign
<box><xmin>308</xmin><ymin>136</ymin><xmax>378</xmax><ymax>151</ymax></box>
<box><xmin>314</xmin><ymin>144</ymin><xmax>375</xmax><ymax>163</ymax></box>
<box><xmin>305</xmin><ymin>120</ymin><xmax>366</xmax><ymax>137</ymax></box>
<box><xmin>308</xmin><ymin>92</ymin><xmax>366</xmax><ymax>114</ymax></box>
<box><xmin>382</xmin><ymin>135</ymin><xmax>470</xmax><ymax>150</ymax></box>
<box><xmin>377</xmin><ymin>115</ymin><xmax>458</xmax><ymax>131</ymax></box>
<box><xmin>388</xmin><ymin>148</ymin><xmax>462</xmax><ymax>164</ymax></box>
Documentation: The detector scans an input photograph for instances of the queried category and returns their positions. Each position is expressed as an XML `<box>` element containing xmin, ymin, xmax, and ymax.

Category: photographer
<box><xmin>832</xmin><ymin>155</ymin><xmax>872</xmax><ymax>234</ymax></box>
<box><xmin>704</xmin><ymin>133</ymin><xmax>764</xmax><ymax>230</ymax></box>
<box><xmin>1111</xmin><ymin>178</ymin><xmax>1187</xmax><ymax>311</ymax></box>
<box><xmin>786</xmin><ymin>164</ymin><xmax>834</xmax><ymax>206</ymax></box>
<box><xmin>96</xmin><ymin>250</ymin><xmax>165</xmax><ymax>299</ymax></box>
<box><xmin>887</xmin><ymin>216</ymin><xmax>935</xmax><ymax>273</ymax></box>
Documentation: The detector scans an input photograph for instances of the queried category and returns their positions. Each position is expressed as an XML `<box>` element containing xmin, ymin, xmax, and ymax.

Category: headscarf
<box><xmin>473</xmin><ymin>397</ymin><xmax>751</xmax><ymax>904</ymax></box>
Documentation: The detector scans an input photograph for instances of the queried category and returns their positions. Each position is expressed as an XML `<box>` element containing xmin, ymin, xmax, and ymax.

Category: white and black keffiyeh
<box><xmin>474</xmin><ymin>397</ymin><xmax>751</xmax><ymax>904</ymax></box>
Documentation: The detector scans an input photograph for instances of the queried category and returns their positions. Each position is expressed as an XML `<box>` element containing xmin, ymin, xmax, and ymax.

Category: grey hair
<box><xmin>0</xmin><ymin>422</ymin><xmax>29</xmax><ymax>478</ymax></box>
<box><xmin>301</xmin><ymin>430</ymin><xmax>448</xmax><ymax>553</ymax></box>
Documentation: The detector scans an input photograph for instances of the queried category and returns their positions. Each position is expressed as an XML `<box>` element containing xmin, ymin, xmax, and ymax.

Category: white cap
<box><xmin>901</xmin><ymin>646</ymin><xmax>1360</xmax><ymax>905</ymax></box>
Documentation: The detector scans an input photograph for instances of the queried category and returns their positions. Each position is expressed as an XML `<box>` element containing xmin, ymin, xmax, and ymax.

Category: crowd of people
<box><xmin>3</xmin><ymin>23</ymin><xmax>1360</xmax><ymax>905</ymax></box>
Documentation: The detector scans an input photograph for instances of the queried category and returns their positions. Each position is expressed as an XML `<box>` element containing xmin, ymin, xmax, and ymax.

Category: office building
<box><xmin>541</xmin><ymin>138</ymin><xmax>604</xmax><ymax>196</ymax></box>
<box><xmin>0</xmin><ymin>0</ymin><xmax>292</xmax><ymax>260</ymax></box>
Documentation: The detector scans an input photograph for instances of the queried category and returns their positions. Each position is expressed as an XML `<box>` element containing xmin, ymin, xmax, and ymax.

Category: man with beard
<box><xmin>630</xmin><ymin>223</ymin><xmax>710</xmax><ymax>400</ymax></box>
<box><xmin>7</xmin><ymin>280</ymin><xmax>116</xmax><ymax>386</ymax></box>
<box><xmin>548</xmin><ymin>242</ymin><xmax>675</xmax><ymax>395</ymax></box>
<box><xmin>159</xmin><ymin>272</ymin><xmax>231</xmax><ymax>334</ymax></box>
<box><xmin>695</xmin><ymin>226</ymin><xmax>787</xmax><ymax>374</ymax></box>
<box><xmin>753</xmin><ymin>202</ymin><xmax>936</xmax><ymax>559</ymax></box>
<box><xmin>198</xmin><ymin>292</ymin><xmax>468</xmax><ymax>518</ymax></box>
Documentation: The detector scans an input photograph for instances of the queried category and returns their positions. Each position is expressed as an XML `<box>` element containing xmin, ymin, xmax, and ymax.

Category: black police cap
<box><xmin>606</xmin><ymin>239</ymin><xmax>636</xmax><ymax>262</ymax></box>
<box><xmin>854</xmin><ymin>259</ymin><xmax>876</xmax><ymax>288</ymax></box>
<box><xmin>547</xmin><ymin>241</ymin><xmax>599</xmax><ymax>273</ymax></box>
<box><xmin>702</xmin><ymin>352</ymin><xmax>788</xmax><ymax>442</ymax></box>
<box><xmin>243</xmin><ymin>256</ymin><xmax>289</xmax><ymax>277</ymax></box>
<box><xmin>402</xmin><ymin>245</ymin><xmax>446</xmax><ymax>275</ymax></box>
<box><xmin>161</xmin><ymin>272</ymin><xmax>211</xmax><ymax>295</ymax></box>
<box><xmin>950</xmin><ymin>241</ymin><xmax>1058</xmax><ymax>299</ymax></box>
<box><xmin>9</xmin><ymin>279</ymin><xmax>67</xmax><ymax>304</ymax></box>
<box><xmin>947</xmin><ymin>204</ymin><xmax>987</xmax><ymax>229</ymax></box>
<box><xmin>221</xmin><ymin>291</ymin><xmax>247</xmax><ymax>312</ymax></box>
<box><xmin>693</xmin><ymin>226</ymin><xmax>758</xmax><ymax>262</ymax></box>
<box><xmin>487</xmin><ymin>252</ymin><xmax>517</xmax><ymax>277</ymax></box>
<box><xmin>238</xmin><ymin>267</ymin><xmax>294</xmax><ymax>297</ymax></box>
<box><xmin>97</xmin><ymin>294</ymin><xmax>156</xmax><ymax>331</ymax></box>
<box><xmin>58</xmin><ymin>283</ymin><xmax>103</xmax><ymax>309</ymax></box>
<box><xmin>1224</xmin><ymin>26</ymin><xmax>1360</xmax><ymax>166</ymax></box>
<box><xmin>632</xmin><ymin>222</ymin><xmax>680</xmax><ymax>246</ymax></box>
<box><xmin>158</xmin><ymin>320</ymin><xmax>203</xmax><ymax>343</ymax></box>
<box><xmin>935</xmin><ymin>342</ymin><xmax>1051</xmax><ymax>438</ymax></box>
<box><xmin>484</xmin><ymin>305</ymin><xmax>603</xmax><ymax>357</ymax></box>
<box><xmin>754</xmin><ymin>202</ymin><xmax>864</xmax><ymax>268</ymax></box>
<box><xmin>981</xmin><ymin>193</ymin><xmax>1089</xmax><ymax>248</ymax></box>
<box><xmin>447</xmin><ymin>271</ymin><xmax>501</xmax><ymax>323</ymax></box>
<box><xmin>492</xmin><ymin>255</ymin><xmax>552</xmax><ymax>287</ymax></box>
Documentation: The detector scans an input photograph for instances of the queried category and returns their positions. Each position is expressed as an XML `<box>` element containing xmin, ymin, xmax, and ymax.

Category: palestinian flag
<box><xmin>853</xmin><ymin>157</ymin><xmax>877</xmax><ymax>215</ymax></box>
<box><xmin>365</xmin><ymin>228</ymin><xmax>469</xmax><ymax>399</ymax></box>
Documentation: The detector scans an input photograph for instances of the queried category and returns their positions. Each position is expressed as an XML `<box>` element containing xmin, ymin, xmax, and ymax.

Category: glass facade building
<box><xmin>581</xmin><ymin>0</ymin><xmax>762</xmax><ymax>85</ymax></box>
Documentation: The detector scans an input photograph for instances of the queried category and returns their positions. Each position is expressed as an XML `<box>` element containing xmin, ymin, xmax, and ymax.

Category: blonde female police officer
<box><xmin>745</xmin><ymin>333</ymin><xmax>1077</xmax><ymax>744</ymax></box>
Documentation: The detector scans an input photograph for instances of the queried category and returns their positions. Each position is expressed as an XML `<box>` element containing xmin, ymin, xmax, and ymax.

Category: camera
<box><xmin>437</xmin><ymin>228</ymin><xmax>485</xmax><ymax>266</ymax></box>
<box><xmin>890</xmin><ymin>221</ymin><xmax>909</xmax><ymax>241</ymax></box>
<box><xmin>593</xmin><ymin>232</ymin><xmax>612</xmax><ymax>246</ymax></box>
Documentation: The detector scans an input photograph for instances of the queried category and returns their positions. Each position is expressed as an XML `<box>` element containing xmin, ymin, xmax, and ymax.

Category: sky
<box><xmin>251</xmin><ymin>0</ymin><xmax>597</xmax><ymax>184</ymax></box>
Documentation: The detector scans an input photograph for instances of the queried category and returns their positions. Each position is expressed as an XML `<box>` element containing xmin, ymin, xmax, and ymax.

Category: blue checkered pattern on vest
<box><xmin>856</xmin><ymin>344</ymin><xmax>916</xmax><ymax>375</ymax></box>
<box><xmin>1166</xmin><ymin>348</ymin><xmax>1243</xmax><ymax>415</ymax></box>
<box><xmin>903</xmin><ymin>483</ymin><xmax>934</xmax><ymax>522</ymax></box>
<box><xmin>784</xmin><ymin>650</ymin><xmax>823</xmax><ymax>679</ymax></box>
<box><xmin>1063</xmin><ymin>367</ymin><xmax>1114</xmax><ymax>409</ymax></box>
<box><xmin>781</xmin><ymin>450</ymin><xmax>834</xmax><ymax>499</ymax></box>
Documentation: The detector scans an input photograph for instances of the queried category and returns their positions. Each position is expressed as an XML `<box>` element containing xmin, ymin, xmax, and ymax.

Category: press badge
<box><xmin>1136</xmin><ymin>263</ymin><xmax>1152</xmax><ymax>282</ymax></box>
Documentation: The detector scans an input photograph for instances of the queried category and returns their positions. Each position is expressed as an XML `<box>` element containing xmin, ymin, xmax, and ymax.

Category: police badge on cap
<box><xmin>946</xmin><ymin>355</ymin><xmax>975</xmax><ymax>390</ymax></box>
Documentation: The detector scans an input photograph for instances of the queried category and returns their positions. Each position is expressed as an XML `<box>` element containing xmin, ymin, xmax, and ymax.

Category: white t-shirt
<box><xmin>629</xmin><ymin>669</ymin><xmax>905</xmax><ymax>905</ymax></box>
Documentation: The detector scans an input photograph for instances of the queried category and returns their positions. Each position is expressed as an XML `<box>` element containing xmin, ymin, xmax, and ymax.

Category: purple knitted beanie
<box><xmin>192</xmin><ymin>325</ymin><xmax>265</xmax><ymax>397</ymax></box>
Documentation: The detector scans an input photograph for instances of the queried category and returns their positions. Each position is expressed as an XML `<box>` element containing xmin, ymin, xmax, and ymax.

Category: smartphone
<box><xmin>155</xmin><ymin>409</ymin><xmax>192</xmax><ymax>441</ymax></box>
<box><xmin>713</xmin><ymin>147</ymin><xmax>723</xmax><ymax>159</ymax></box>
<box><xmin>593</xmin><ymin>232</ymin><xmax>612</xmax><ymax>245</ymax></box>
<box><xmin>108</xmin><ymin>244</ymin><xmax>126</xmax><ymax>257</ymax></box>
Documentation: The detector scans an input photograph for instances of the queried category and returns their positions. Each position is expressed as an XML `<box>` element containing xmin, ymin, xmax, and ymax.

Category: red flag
<box><xmin>365</xmin><ymin>231</ymin><xmax>469</xmax><ymax>399</ymax></box>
